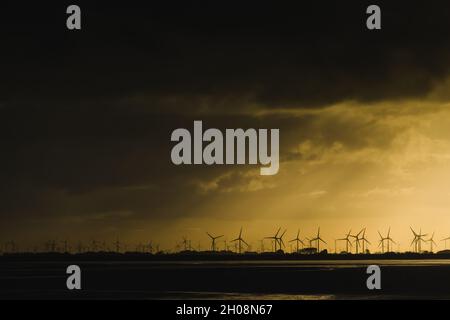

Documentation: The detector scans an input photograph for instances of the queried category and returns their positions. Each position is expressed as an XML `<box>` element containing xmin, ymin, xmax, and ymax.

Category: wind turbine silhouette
<box><xmin>310</xmin><ymin>227</ymin><xmax>326</xmax><ymax>253</ymax></box>
<box><xmin>360</xmin><ymin>228</ymin><xmax>371</xmax><ymax>253</ymax></box>
<box><xmin>385</xmin><ymin>228</ymin><xmax>396</xmax><ymax>252</ymax></box>
<box><xmin>289</xmin><ymin>229</ymin><xmax>305</xmax><ymax>253</ymax></box>
<box><xmin>410</xmin><ymin>227</ymin><xmax>427</xmax><ymax>253</ymax></box>
<box><xmin>337</xmin><ymin>229</ymin><xmax>353</xmax><ymax>253</ymax></box>
<box><xmin>206</xmin><ymin>232</ymin><xmax>223</xmax><ymax>251</ymax></box>
<box><xmin>378</xmin><ymin>228</ymin><xmax>396</xmax><ymax>253</ymax></box>
<box><xmin>265</xmin><ymin>227</ymin><xmax>281</xmax><ymax>252</ymax></box>
<box><xmin>441</xmin><ymin>236</ymin><xmax>450</xmax><ymax>249</ymax></box>
<box><xmin>231</xmin><ymin>227</ymin><xmax>249</xmax><ymax>254</ymax></box>
<box><xmin>350</xmin><ymin>229</ymin><xmax>364</xmax><ymax>254</ymax></box>
<box><xmin>378</xmin><ymin>230</ymin><xmax>388</xmax><ymax>253</ymax></box>
<box><xmin>427</xmin><ymin>232</ymin><xmax>437</xmax><ymax>253</ymax></box>
<box><xmin>277</xmin><ymin>229</ymin><xmax>287</xmax><ymax>252</ymax></box>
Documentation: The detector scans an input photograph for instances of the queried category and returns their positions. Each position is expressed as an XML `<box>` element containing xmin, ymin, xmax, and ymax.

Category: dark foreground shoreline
<box><xmin>1</xmin><ymin>253</ymin><xmax>450</xmax><ymax>299</ymax></box>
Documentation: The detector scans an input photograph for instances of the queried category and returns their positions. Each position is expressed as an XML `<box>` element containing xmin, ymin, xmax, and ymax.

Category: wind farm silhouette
<box><xmin>2</xmin><ymin>226</ymin><xmax>450</xmax><ymax>258</ymax></box>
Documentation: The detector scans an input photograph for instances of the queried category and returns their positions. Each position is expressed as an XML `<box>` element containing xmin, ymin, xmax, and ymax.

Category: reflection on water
<box><xmin>154</xmin><ymin>291</ymin><xmax>450</xmax><ymax>300</ymax></box>
<box><xmin>157</xmin><ymin>291</ymin><xmax>336</xmax><ymax>300</ymax></box>
<box><xmin>117</xmin><ymin>259</ymin><xmax>450</xmax><ymax>268</ymax></box>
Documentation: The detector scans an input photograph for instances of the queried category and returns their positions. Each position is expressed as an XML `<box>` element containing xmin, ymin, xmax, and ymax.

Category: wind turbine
<box><xmin>265</xmin><ymin>227</ymin><xmax>281</xmax><ymax>252</ymax></box>
<box><xmin>337</xmin><ymin>229</ymin><xmax>353</xmax><ymax>253</ymax></box>
<box><xmin>277</xmin><ymin>229</ymin><xmax>287</xmax><ymax>252</ymax></box>
<box><xmin>427</xmin><ymin>232</ymin><xmax>437</xmax><ymax>253</ymax></box>
<box><xmin>410</xmin><ymin>227</ymin><xmax>419</xmax><ymax>252</ymax></box>
<box><xmin>206</xmin><ymin>232</ymin><xmax>223</xmax><ymax>251</ymax></box>
<box><xmin>231</xmin><ymin>227</ymin><xmax>249</xmax><ymax>254</ymax></box>
<box><xmin>289</xmin><ymin>229</ymin><xmax>305</xmax><ymax>253</ymax></box>
<box><xmin>385</xmin><ymin>227</ymin><xmax>396</xmax><ymax>252</ymax></box>
<box><xmin>310</xmin><ymin>227</ymin><xmax>326</xmax><ymax>253</ymax></box>
<box><xmin>441</xmin><ymin>236</ymin><xmax>450</xmax><ymax>249</ymax></box>
<box><xmin>410</xmin><ymin>227</ymin><xmax>427</xmax><ymax>253</ymax></box>
<box><xmin>350</xmin><ymin>229</ymin><xmax>364</xmax><ymax>254</ymax></box>
<box><xmin>360</xmin><ymin>228</ymin><xmax>371</xmax><ymax>253</ymax></box>
<box><xmin>378</xmin><ymin>230</ymin><xmax>386</xmax><ymax>253</ymax></box>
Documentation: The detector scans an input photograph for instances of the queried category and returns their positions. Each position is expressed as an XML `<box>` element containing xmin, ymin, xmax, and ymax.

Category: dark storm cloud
<box><xmin>1</xmin><ymin>0</ymin><xmax>450</xmax><ymax>223</ymax></box>
<box><xmin>2</xmin><ymin>1</ymin><xmax>450</xmax><ymax>108</ymax></box>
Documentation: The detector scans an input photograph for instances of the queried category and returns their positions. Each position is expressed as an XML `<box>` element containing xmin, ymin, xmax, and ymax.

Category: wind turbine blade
<box><xmin>387</xmin><ymin>227</ymin><xmax>391</xmax><ymax>238</ymax></box>
<box><xmin>206</xmin><ymin>232</ymin><xmax>213</xmax><ymax>239</ymax></box>
<box><xmin>378</xmin><ymin>231</ymin><xmax>383</xmax><ymax>239</ymax></box>
<box><xmin>239</xmin><ymin>227</ymin><xmax>243</xmax><ymax>238</ymax></box>
<box><xmin>242</xmin><ymin>240</ymin><xmax>250</xmax><ymax>247</ymax></box>
<box><xmin>275</xmin><ymin>227</ymin><xmax>281</xmax><ymax>237</ymax></box>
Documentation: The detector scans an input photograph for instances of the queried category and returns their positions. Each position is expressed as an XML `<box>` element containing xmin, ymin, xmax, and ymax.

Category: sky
<box><xmin>2</xmin><ymin>1</ymin><xmax>450</xmax><ymax>252</ymax></box>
